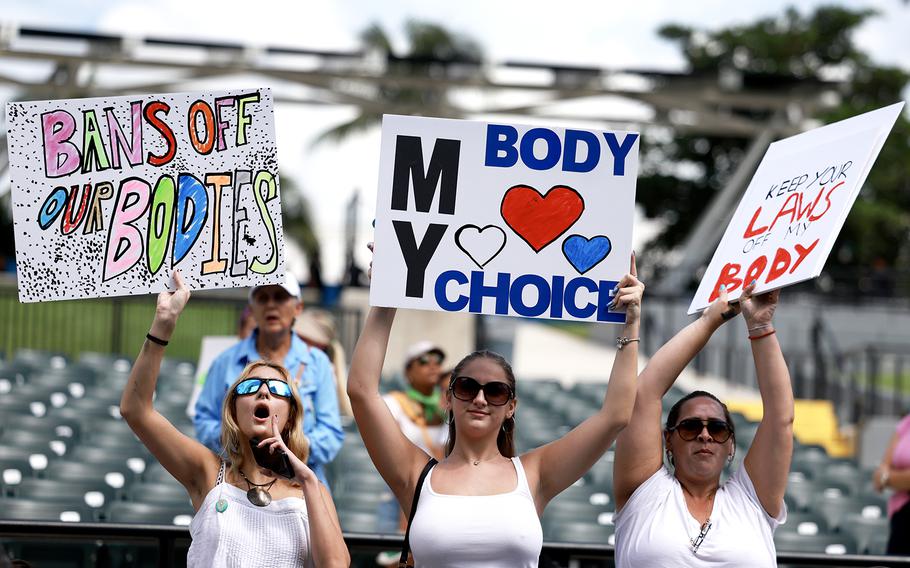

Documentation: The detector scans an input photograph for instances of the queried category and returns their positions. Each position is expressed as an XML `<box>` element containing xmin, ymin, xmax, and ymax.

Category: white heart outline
<box><xmin>454</xmin><ymin>224</ymin><xmax>507</xmax><ymax>269</ymax></box>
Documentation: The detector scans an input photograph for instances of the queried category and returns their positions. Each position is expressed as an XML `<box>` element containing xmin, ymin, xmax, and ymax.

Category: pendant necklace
<box><xmin>238</xmin><ymin>470</ymin><xmax>277</xmax><ymax>507</ymax></box>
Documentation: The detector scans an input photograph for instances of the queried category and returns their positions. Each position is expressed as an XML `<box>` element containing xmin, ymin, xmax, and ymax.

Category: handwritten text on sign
<box><xmin>689</xmin><ymin>102</ymin><xmax>905</xmax><ymax>314</ymax></box>
<box><xmin>7</xmin><ymin>89</ymin><xmax>285</xmax><ymax>302</ymax></box>
<box><xmin>370</xmin><ymin>115</ymin><xmax>639</xmax><ymax>323</ymax></box>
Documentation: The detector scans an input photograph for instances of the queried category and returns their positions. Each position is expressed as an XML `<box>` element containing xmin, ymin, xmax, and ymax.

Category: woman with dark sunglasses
<box><xmin>612</xmin><ymin>282</ymin><xmax>792</xmax><ymax>567</ymax></box>
<box><xmin>119</xmin><ymin>273</ymin><xmax>349</xmax><ymax>568</ymax></box>
<box><xmin>348</xmin><ymin>251</ymin><xmax>643</xmax><ymax>566</ymax></box>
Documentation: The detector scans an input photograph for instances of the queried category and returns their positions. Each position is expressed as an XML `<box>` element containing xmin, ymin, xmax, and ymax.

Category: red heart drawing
<box><xmin>500</xmin><ymin>185</ymin><xmax>585</xmax><ymax>252</ymax></box>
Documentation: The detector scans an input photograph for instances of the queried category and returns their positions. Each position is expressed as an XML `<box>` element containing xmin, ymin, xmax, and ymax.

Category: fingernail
<box><xmin>750</xmin><ymin>280</ymin><xmax>757</xmax><ymax>287</ymax></box>
<box><xmin>720</xmin><ymin>284</ymin><xmax>726</xmax><ymax>292</ymax></box>
<box><xmin>612</xmin><ymin>285</ymin><xmax>619</xmax><ymax>295</ymax></box>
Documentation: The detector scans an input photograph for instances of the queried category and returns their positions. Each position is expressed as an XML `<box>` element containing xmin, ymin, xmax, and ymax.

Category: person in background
<box><xmin>384</xmin><ymin>341</ymin><xmax>448</xmax><ymax>459</ymax></box>
<box><xmin>873</xmin><ymin>413</ymin><xmax>910</xmax><ymax>555</ymax></box>
<box><xmin>295</xmin><ymin>309</ymin><xmax>352</xmax><ymax>418</ymax></box>
<box><xmin>194</xmin><ymin>273</ymin><xmax>344</xmax><ymax>487</ymax></box>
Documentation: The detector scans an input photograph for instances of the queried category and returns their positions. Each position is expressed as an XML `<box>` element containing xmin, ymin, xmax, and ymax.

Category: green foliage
<box><xmin>643</xmin><ymin>5</ymin><xmax>910</xmax><ymax>281</ymax></box>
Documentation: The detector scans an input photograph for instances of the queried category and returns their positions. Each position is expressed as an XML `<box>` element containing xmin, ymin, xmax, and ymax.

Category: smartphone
<box><xmin>249</xmin><ymin>438</ymin><xmax>295</xmax><ymax>479</ymax></box>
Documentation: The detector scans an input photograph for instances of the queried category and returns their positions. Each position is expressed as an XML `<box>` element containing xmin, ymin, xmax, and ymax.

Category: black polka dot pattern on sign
<box><xmin>7</xmin><ymin>89</ymin><xmax>286</xmax><ymax>302</ymax></box>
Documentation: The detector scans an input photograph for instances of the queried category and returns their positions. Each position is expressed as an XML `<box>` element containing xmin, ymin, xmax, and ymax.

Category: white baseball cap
<box><xmin>403</xmin><ymin>340</ymin><xmax>445</xmax><ymax>369</ymax></box>
<box><xmin>249</xmin><ymin>273</ymin><xmax>301</xmax><ymax>302</ymax></box>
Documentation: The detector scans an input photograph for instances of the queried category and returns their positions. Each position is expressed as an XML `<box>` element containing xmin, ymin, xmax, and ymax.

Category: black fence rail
<box><xmin>2</xmin><ymin>521</ymin><xmax>909</xmax><ymax>567</ymax></box>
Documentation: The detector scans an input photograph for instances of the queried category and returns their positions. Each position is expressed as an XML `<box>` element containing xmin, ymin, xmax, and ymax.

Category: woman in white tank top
<box><xmin>348</xmin><ymin>250</ymin><xmax>644</xmax><ymax>566</ymax></box>
<box><xmin>119</xmin><ymin>273</ymin><xmax>349</xmax><ymax>567</ymax></box>
<box><xmin>612</xmin><ymin>283</ymin><xmax>793</xmax><ymax>567</ymax></box>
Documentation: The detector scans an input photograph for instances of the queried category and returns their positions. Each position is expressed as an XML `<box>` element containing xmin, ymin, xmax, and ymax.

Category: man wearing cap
<box><xmin>383</xmin><ymin>341</ymin><xmax>448</xmax><ymax>458</ymax></box>
<box><xmin>193</xmin><ymin>274</ymin><xmax>344</xmax><ymax>486</ymax></box>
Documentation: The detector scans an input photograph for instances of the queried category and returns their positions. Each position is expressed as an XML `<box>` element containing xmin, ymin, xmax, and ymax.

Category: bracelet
<box><xmin>616</xmin><ymin>337</ymin><xmax>640</xmax><ymax>350</ymax></box>
<box><xmin>880</xmin><ymin>468</ymin><xmax>890</xmax><ymax>488</ymax></box>
<box><xmin>747</xmin><ymin>323</ymin><xmax>773</xmax><ymax>333</ymax></box>
<box><xmin>748</xmin><ymin>329</ymin><xmax>775</xmax><ymax>341</ymax></box>
<box><xmin>146</xmin><ymin>332</ymin><xmax>169</xmax><ymax>346</ymax></box>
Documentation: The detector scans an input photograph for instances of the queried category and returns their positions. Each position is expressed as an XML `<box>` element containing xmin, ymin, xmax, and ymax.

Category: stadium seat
<box><xmin>333</xmin><ymin>490</ymin><xmax>394</xmax><ymax>515</ymax></box>
<box><xmin>0</xmin><ymin>496</ymin><xmax>93</xmax><ymax>522</ymax></box>
<box><xmin>44</xmin><ymin>459</ymin><xmax>136</xmax><ymax>490</ymax></box>
<box><xmin>774</xmin><ymin>531</ymin><xmax>857</xmax><ymax>555</ymax></box>
<box><xmin>334</xmin><ymin>471</ymin><xmax>391</xmax><ymax>497</ymax></box>
<box><xmin>106</xmin><ymin>501</ymin><xmax>194</xmax><ymax>525</ymax></box>
<box><xmin>546</xmin><ymin>520</ymin><xmax>614</xmax><ymax>544</ymax></box>
<box><xmin>13</xmin><ymin>477</ymin><xmax>115</xmax><ymax>513</ymax></box>
<box><xmin>776</xmin><ymin>511</ymin><xmax>829</xmax><ymax>536</ymax></box>
<box><xmin>542</xmin><ymin>499</ymin><xmax>611</xmax><ymax>528</ymax></box>
<box><xmin>125</xmin><ymin>481</ymin><xmax>191</xmax><ymax>506</ymax></box>
<box><xmin>814</xmin><ymin>492</ymin><xmax>886</xmax><ymax>532</ymax></box>
<box><xmin>337</xmin><ymin>510</ymin><xmax>381</xmax><ymax>533</ymax></box>
<box><xmin>840</xmin><ymin>512</ymin><xmax>889</xmax><ymax>554</ymax></box>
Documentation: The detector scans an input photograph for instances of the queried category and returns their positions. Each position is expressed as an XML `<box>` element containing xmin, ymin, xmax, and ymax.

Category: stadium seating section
<box><xmin>0</xmin><ymin>350</ymin><xmax>893</xmax><ymax>558</ymax></box>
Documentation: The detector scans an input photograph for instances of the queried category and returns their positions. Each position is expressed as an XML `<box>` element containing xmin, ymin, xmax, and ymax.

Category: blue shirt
<box><xmin>193</xmin><ymin>330</ymin><xmax>344</xmax><ymax>486</ymax></box>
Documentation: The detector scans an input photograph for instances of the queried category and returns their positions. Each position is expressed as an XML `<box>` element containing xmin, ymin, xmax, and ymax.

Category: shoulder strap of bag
<box><xmin>399</xmin><ymin>457</ymin><xmax>438</xmax><ymax>568</ymax></box>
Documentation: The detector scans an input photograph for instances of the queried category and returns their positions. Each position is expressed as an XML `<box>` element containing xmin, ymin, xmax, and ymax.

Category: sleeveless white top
<box><xmin>409</xmin><ymin>456</ymin><xmax>543</xmax><ymax>567</ymax></box>
<box><xmin>187</xmin><ymin>462</ymin><xmax>314</xmax><ymax>567</ymax></box>
<box><xmin>613</xmin><ymin>466</ymin><xmax>785</xmax><ymax>568</ymax></box>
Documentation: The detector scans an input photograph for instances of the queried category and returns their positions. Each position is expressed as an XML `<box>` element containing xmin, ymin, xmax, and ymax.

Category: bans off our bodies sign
<box><xmin>689</xmin><ymin>102</ymin><xmax>905</xmax><ymax>314</ymax></box>
<box><xmin>370</xmin><ymin>115</ymin><xmax>640</xmax><ymax>323</ymax></box>
<box><xmin>7</xmin><ymin>88</ymin><xmax>285</xmax><ymax>302</ymax></box>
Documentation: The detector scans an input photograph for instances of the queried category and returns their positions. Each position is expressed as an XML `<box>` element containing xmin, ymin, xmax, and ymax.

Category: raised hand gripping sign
<box><xmin>6</xmin><ymin>88</ymin><xmax>285</xmax><ymax>302</ymax></box>
<box><xmin>689</xmin><ymin>102</ymin><xmax>905</xmax><ymax>314</ymax></box>
<box><xmin>370</xmin><ymin>115</ymin><xmax>640</xmax><ymax>323</ymax></box>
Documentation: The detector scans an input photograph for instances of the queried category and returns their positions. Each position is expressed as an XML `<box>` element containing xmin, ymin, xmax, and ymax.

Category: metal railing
<box><xmin>2</xmin><ymin>521</ymin><xmax>908</xmax><ymax>567</ymax></box>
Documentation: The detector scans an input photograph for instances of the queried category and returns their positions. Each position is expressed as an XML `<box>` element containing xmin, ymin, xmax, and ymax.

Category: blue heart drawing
<box><xmin>562</xmin><ymin>234</ymin><xmax>612</xmax><ymax>274</ymax></box>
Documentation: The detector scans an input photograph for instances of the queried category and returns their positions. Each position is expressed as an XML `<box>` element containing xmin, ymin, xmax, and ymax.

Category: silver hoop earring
<box><xmin>665</xmin><ymin>449</ymin><xmax>674</xmax><ymax>467</ymax></box>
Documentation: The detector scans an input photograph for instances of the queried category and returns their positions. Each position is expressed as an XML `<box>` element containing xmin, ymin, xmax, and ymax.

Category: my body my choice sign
<box><xmin>689</xmin><ymin>102</ymin><xmax>905</xmax><ymax>314</ymax></box>
<box><xmin>370</xmin><ymin>115</ymin><xmax>640</xmax><ymax>323</ymax></box>
<box><xmin>7</xmin><ymin>88</ymin><xmax>285</xmax><ymax>302</ymax></box>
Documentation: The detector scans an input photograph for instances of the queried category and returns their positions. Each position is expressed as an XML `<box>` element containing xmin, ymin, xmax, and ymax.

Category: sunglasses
<box><xmin>416</xmin><ymin>353</ymin><xmax>443</xmax><ymax>366</ymax></box>
<box><xmin>450</xmin><ymin>376</ymin><xmax>514</xmax><ymax>406</ymax></box>
<box><xmin>669</xmin><ymin>418</ymin><xmax>733</xmax><ymax>443</ymax></box>
<box><xmin>234</xmin><ymin>378</ymin><xmax>293</xmax><ymax>398</ymax></box>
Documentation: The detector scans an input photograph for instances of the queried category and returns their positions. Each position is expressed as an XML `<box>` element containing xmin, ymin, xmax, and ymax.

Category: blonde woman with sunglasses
<box><xmin>348</xmin><ymin>252</ymin><xmax>643</xmax><ymax>567</ymax></box>
<box><xmin>612</xmin><ymin>282</ymin><xmax>793</xmax><ymax>567</ymax></box>
<box><xmin>119</xmin><ymin>273</ymin><xmax>349</xmax><ymax>568</ymax></box>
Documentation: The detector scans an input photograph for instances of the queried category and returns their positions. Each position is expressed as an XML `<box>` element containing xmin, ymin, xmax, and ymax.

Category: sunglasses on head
<box><xmin>669</xmin><ymin>418</ymin><xmax>733</xmax><ymax>443</ymax></box>
<box><xmin>415</xmin><ymin>353</ymin><xmax>443</xmax><ymax>366</ymax></box>
<box><xmin>234</xmin><ymin>378</ymin><xmax>293</xmax><ymax>398</ymax></box>
<box><xmin>450</xmin><ymin>376</ymin><xmax>513</xmax><ymax>406</ymax></box>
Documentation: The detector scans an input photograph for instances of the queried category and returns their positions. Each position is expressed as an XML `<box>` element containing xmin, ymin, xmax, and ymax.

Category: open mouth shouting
<box><xmin>253</xmin><ymin>402</ymin><xmax>272</xmax><ymax>423</ymax></box>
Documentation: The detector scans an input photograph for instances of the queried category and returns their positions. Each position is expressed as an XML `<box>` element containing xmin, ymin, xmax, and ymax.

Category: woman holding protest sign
<box><xmin>347</xmin><ymin>245</ymin><xmax>643</xmax><ymax>566</ymax></box>
<box><xmin>119</xmin><ymin>272</ymin><xmax>349</xmax><ymax>568</ymax></box>
<box><xmin>612</xmin><ymin>282</ymin><xmax>792</xmax><ymax>567</ymax></box>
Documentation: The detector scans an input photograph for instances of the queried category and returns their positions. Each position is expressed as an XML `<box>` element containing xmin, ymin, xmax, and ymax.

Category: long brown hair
<box><xmin>444</xmin><ymin>350</ymin><xmax>517</xmax><ymax>458</ymax></box>
<box><xmin>220</xmin><ymin>360</ymin><xmax>310</xmax><ymax>479</ymax></box>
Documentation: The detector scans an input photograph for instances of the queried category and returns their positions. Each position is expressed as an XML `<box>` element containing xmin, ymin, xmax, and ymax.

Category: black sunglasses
<box><xmin>450</xmin><ymin>376</ymin><xmax>514</xmax><ymax>406</ymax></box>
<box><xmin>415</xmin><ymin>353</ymin><xmax>443</xmax><ymax>366</ymax></box>
<box><xmin>234</xmin><ymin>378</ymin><xmax>293</xmax><ymax>398</ymax></box>
<box><xmin>669</xmin><ymin>418</ymin><xmax>733</xmax><ymax>443</ymax></box>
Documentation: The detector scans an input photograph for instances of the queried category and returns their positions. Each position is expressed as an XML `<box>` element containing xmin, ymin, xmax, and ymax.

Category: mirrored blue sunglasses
<box><xmin>234</xmin><ymin>378</ymin><xmax>293</xmax><ymax>398</ymax></box>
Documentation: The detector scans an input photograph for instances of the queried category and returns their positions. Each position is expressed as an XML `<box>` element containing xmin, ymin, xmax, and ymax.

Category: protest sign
<box><xmin>370</xmin><ymin>115</ymin><xmax>639</xmax><ymax>323</ymax></box>
<box><xmin>689</xmin><ymin>102</ymin><xmax>905</xmax><ymax>314</ymax></box>
<box><xmin>6</xmin><ymin>88</ymin><xmax>285</xmax><ymax>302</ymax></box>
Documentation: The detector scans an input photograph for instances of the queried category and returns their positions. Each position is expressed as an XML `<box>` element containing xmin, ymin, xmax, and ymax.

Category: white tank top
<box><xmin>409</xmin><ymin>456</ymin><xmax>543</xmax><ymax>567</ymax></box>
<box><xmin>187</xmin><ymin>462</ymin><xmax>314</xmax><ymax>567</ymax></box>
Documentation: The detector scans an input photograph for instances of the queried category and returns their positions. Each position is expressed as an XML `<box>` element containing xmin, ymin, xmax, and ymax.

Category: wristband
<box><xmin>748</xmin><ymin>329</ymin><xmax>775</xmax><ymax>341</ymax></box>
<box><xmin>146</xmin><ymin>333</ymin><xmax>169</xmax><ymax>346</ymax></box>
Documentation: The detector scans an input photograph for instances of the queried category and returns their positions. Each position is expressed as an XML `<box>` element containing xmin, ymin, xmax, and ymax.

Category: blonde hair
<box><xmin>220</xmin><ymin>360</ymin><xmax>310</xmax><ymax>479</ymax></box>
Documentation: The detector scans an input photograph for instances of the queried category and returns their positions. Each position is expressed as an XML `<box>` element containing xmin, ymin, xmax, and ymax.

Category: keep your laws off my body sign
<box><xmin>370</xmin><ymin>115</ymin><xmax>639</xmax><ymax>323</ymax></box>
<box><xmin>689</xmin><ymin>102</ymin><xmax>905</xmax><ymax>314</ymax></box>
<box><xmin>7</xmin><ymin>88</ymin><xmax>285</xmax><ymax>302</ymax></box>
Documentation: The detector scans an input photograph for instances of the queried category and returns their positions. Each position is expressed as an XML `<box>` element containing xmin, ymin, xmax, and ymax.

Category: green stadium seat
<box><xmin>546</xmin><ymin>520</ymin><xmax>614</xmax><ymax>544</ymax></box>
<box><xmin>773</xmin><ymin>531</ymin><xmax>857</xmax><ymax>555</ymax></box>
<box><xmin>0</xmin><ymin>496</ymin><xmax>93</xmax><ymax>522</ymax></box>
<box><xmin>125</xmin><ymin>481</ymin><xmax>191</xmax><ymax>506</ymax></box>
<box><xmin>14</xmin><ymin>477</ymin><xmax>115</xmax><ymax>512</ymax></box>
<box><xmin>337</xmin><ymin>510</ymin><xmax>381</xmax><ymax>533</ymax></box>
<box><xmin>840</xmin><ymin>512</ymin><xmax>889</xmax><ymax>554</ymax></box>
<box><xmin>106</xmin><ymin>500</ymin><xmax>194</xmax><ymax>525</ymax></box>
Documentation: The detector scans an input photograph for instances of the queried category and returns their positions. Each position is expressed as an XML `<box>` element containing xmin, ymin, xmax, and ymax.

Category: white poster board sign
<box><xmin>689</xmin><ymin>102</ymin><xmax>905</xmax><ymax>314</ymax></box>
<box><xmin>371</xmin><ymin>115</ymin><xmax>639</xmax><ymax>323</ymax></box>
<box><xmin>6</xmin><ymin>88</ymin><xmax>285</xmax><ymax>302</ymax></box>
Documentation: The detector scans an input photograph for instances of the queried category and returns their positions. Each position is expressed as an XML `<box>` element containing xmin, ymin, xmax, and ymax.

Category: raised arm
<box><xmin>346</xmin><ymin>306</ymin><xmax>431</xmax><ymax>509</ymax></box>
<box><xmin>258</xmin><ymin>416</ymin><xmax>350</xmax><ymax>568</ymax></box>
<box><xmin>741</xmin><ymin>285</ymin><xmax>793</xmax><ymax>518</ymax></box>
<box><xmin>523</xmin><ymin>255</ymin><xmax>643</xmax><ymax>508</ymax></box>
<box><xmin>613</xmin><ymin>286</ymin><xmax>738</xmax><ymax>510</ymax></box>
<box><xmin>119</xmin><ymin>273</ymin><xmax>219</xmax><ymax>508</ymax></box>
